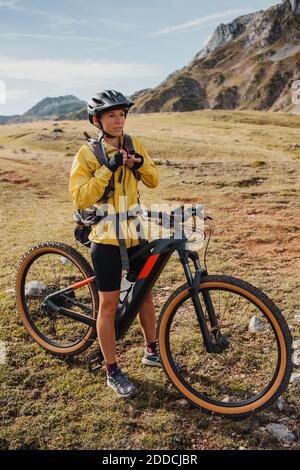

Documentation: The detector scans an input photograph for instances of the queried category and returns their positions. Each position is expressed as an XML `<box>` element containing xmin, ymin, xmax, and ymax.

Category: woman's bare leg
<box><xmin>97</xmin><ymin>289</ymin><xmax>157</xmax><ymax>362</ymax></box>
<box><xmin>138</xmin><ymin>290</ymin><xmax>157</xmax><ymax>345</ymax></box>
<box><xmin>97</xmin><ymin>290</ymin><xmax>120</xmax><ymax>364</ymax></box>
<box><xmin>98</xmin><ymin>289</ymin><xmax>138</xmax><ymax>397</ymax></box>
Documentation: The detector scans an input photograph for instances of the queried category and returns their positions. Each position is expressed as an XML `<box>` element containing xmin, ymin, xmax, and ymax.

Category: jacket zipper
<box><xmin>121</xmin><ymin>143</ymin><xmax>134</xmax><ymax>249</ymax></box>
<box><xmin>123</xmin><ymin>165</ymin><xmax>132</xmax><ymax>248</ymax></box>
<box><xmin>122</xmin><ymin>164</ymin><xmax>134</xmax><ymax>248</ymax></box>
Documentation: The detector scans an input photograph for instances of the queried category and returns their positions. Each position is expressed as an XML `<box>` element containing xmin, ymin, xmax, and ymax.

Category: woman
<box><xmin>69</xmin><ymin>90</ymin><xmax>160</xmax><ymax>398</ymax></box>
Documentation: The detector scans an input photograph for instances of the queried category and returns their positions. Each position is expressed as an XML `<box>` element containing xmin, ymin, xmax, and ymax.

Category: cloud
<box><xmin>0</xmin><ymin>80</ymin><xmax>6</xmax><ymax>105</ymax></box>
<box><xmin>147</xmin><ymin>9</ymin><xmax>252</xmax><ymax>37</ymax></box>
<box><xmin>90</xmin><ymin>41</ymin><xmax>130</xmax><ymax>53</ymax></box>
<box><xmin>0</xmin><ymin>85</ymin><xmax>40</xmax><ymax>114</ymax></box>
<box><xmin>0</xmin><ymin>57</ymin><xmax>165</xmax><ymax>114</ymax></box>
<box><xmin>4</xmin><ymin>86</ymin><xmax>37</xmax><ymax>102</ymax></box>
<box><xmin>1</xmin><ymin>4</ymin><xmax>134</xmax><ymax>31</ymax></box>
<box><xmin>0</xmin><ymin>32</ymin><xmax>113</xmax><ymax>43</ymax></box>
<box><xmin>0</xmin><ymin>56</ymin><xmax>163</xmax><ymax>87</ymax></box>
<box><xmin>97</xmin><ymin>18</ymin><xmax>137</xmax><ymax>31</ymax></box>
<box><xmin>28</xmin><ymin>9</ymin><xmax>89</xmax><ymax>27</ymax></box>
<box><xmin>0</xmin><ymin>3</ymin><xmax>88</xmax><ymax>28</ymax></box>
<box><xmin>0</xmin><ymin>0</ymin><xmax>22</xmax><ymax>9</ymax></box>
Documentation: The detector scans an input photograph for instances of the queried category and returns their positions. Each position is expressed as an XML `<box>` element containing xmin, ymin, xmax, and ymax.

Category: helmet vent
<box><xmin>93</xmin><ymin>98</ymin><xmax>105</xmax><ymax>105</ymax></box>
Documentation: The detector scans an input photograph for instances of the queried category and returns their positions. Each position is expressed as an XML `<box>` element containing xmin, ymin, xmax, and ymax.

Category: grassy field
<box><xmin>0</xmin><ymin>110</ymin><xmax>299</xmax><ymax>450</ymax></box>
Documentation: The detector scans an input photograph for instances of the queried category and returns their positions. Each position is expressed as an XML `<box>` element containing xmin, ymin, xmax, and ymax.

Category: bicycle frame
<box><xmin>44</xmin><ymin>234</ymin><xmax>221</xmax><ymax>353</ymax></box>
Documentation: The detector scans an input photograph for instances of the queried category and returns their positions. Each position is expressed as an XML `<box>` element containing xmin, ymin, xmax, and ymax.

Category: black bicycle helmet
<box><xmin>87</xmin><ymin>90</ymin><xmax>134</xmax><ymax>124</ymax></box>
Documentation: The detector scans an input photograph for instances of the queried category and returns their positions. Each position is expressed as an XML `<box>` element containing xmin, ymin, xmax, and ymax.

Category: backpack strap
<box><xmin>123</xmin><ymin>133</ymin><xmax>135</xmax><ymax>154</ymax></box>
<box><xmin>123</xmin><ymin>134</ymin><xmax>142</xmax><ymax>211</ymax></box>
<box><xmin>86</xmin><ymin>137</ymin><xmax>114</xmax><ymax>204</ymax></box>
<box><xmin>123</xmin><ymin>134</ymin><xmax>141</xmax><ymax>183</ymax></box>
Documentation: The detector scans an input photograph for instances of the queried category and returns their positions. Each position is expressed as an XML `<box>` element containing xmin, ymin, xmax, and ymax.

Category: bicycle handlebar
<box><xmin>145</xmin><ymin>207</ymin><xmax>212</xmax><ymax>226</ymax></box>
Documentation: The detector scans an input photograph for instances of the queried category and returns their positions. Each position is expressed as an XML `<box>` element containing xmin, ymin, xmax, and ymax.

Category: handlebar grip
<box><xmin>146</xmin><ymin>209</ymin><xmax>212</xmax><ymax>222</ymax></box>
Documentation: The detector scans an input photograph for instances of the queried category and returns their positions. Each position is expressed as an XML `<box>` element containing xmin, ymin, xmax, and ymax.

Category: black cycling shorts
<box><xmin>90</xmin><ymin>242</ymin><xmax>149</xmax><ymax>292</ymax></box>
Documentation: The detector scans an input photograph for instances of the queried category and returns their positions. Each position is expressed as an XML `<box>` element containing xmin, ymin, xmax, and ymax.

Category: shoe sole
<box><xmin>142</xmin><ymin>357</ymin><xmax>162</xmax><ymax>367</ymax></box>
<box><xmin>106</xmin><ymin>381</ymin><xmax>138</xmax><ymax>398</ymax></box>
<box><xmin>142</xmin><ymin>358</ymin><xmax>184</xmax><ymax>371</ymax></box>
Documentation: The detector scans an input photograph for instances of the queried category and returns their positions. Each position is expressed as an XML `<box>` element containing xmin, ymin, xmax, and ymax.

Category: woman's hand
<box><xmin>125</xmin><ymin>152</ymin><xmax>143</xmax><ymax>170</ymax></box>
<box><xmin>108</xmin><ymin>150</ymin><xmax>128</xmax><ymax>172</ymax></box>
<box><xmin>111</xmin><ymin>150</ymin><xmax>143</xmax><ymax>171</ymax></box>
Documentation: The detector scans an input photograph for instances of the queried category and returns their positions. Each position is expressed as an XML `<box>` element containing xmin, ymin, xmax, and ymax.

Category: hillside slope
<box><xmin>132</xmin><ymin>1</ymin><xmax>300</xmax><ymax>113</ymax></box>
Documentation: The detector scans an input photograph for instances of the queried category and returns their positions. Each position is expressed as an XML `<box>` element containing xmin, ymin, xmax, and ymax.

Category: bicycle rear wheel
<box><xmin>158</xmin><ymin>275</ymin><xmax>293</xmax><ymax>418</ymax></box>
<box><xmin>15</xmin><ymin>241</ymin><xmax>98</xmax><ymax>356</ymax></box>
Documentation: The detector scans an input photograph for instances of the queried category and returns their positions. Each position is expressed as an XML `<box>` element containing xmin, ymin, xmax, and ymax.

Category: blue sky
<box><xmin>0</xmin><ymin>0</ymin><xmax>278</xmax><ymax>115</ymax></box>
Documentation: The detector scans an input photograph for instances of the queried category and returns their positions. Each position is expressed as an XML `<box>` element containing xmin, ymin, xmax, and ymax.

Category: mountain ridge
<box><xmin>0</xmin><ymin>95</ymin><xmax>86</xmax><ymax>124</ymax></box>
<box><xmin>132</xmin><ymin>0</ymin><xmax>300</xmax><ymax>114</ymax></box>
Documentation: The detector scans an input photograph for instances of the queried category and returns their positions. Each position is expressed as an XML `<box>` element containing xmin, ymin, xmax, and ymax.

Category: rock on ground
<box><xmin>265</xmin><ymin>423</ymin><xmax>296</xmax><ymax>444</ymax></box>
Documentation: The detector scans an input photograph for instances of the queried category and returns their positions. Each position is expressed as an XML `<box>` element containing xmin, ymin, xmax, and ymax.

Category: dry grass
<box><xmin>0</xmin><ymin>110</ymin><xmax>299</xmax><ymax>450</ymax></box>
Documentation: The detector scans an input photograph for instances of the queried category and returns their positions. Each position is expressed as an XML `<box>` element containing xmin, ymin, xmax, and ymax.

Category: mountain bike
<box><xmin>15</xmin><ymin>207</ymin><xmax>293</xmax><ymax>418</ymax></box>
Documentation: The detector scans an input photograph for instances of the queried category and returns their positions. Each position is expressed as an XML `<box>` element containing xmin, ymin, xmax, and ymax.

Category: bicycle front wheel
<box><xmin>158</xmin><ymin>275</ymin><xmax>293</xmax><ymax>418</ymax></box>
<box><xmin>15</xmin><ymin>241</ymin><xmax>98</xmax><ymax>356</ymax></box>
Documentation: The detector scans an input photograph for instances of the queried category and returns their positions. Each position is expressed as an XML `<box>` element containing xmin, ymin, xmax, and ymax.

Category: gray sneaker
<box><xmin>142</xmin><ymin>348</ymin><xmax>162</xmax><ymax>367</ymax></box>
<box><xmin>106</xmin><ymin>368</ymin><xmax>138</xmax><ymax>398</ymax></box>
<box><xmin>142</xmin><ymin>348</ymin><xmax>184</xmax><ymax>371</ymax></box>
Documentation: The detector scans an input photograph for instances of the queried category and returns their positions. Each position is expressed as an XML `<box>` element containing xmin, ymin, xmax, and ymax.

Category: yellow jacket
<box><xmin>69</xmin><ymin>133</ymin><xmax>159</xmax><ymax>247</ymax></box>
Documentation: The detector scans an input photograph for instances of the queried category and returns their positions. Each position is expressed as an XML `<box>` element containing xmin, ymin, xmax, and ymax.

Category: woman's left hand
<box><xmin>125</xmin><ymin>153</ymin><xmax>142</xmax><ymax>169</ymax></box>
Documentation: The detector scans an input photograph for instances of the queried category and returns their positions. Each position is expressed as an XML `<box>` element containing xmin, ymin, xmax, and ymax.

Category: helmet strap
<box><xmin>94</xmin><ymin>116</ymin><xmax>115</xmax><ymax>139</ymax></box>
<box><xmin>101</xmin><ymin>129</ymin><xmax>116</xmax><ymax>139</ymax></box>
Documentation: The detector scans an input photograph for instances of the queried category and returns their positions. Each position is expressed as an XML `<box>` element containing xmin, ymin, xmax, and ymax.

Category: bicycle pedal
<box><xmin>86</xmin><ymin>350</ymin><xmax>103</xmax><ymax>373</ymax></box>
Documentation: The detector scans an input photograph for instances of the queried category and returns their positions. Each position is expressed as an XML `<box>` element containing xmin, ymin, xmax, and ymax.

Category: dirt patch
<box><xmin>167</xmin><ymin>196</ymin><xmax>200</xmax><ymax>203</ymax></box>
<box><xmin>8</xmin><ymin>132</ymin><xmax>34</xmax><ymax>139</ymax></box>
<box><xmin>0</xmin><ymin>170</ymin><xmax>46</xmax><ymax>191</ymax></box>
<box><xmin>236</xmin><ymin>177</ymin><xmax>268</xmax><ymax>188</ymax></box>
<box><xmin>0</xmin><ymin>171</ymin><xmax>30</xmax><ymax>185</ymax></box>
<box><xmin>35</xmin><ymin>192</ymin><xmax>51</xmax><ymax>199</ymax></box>
<box><xmin>0</xmin><ymin>170</ymin><xmax>13</xmax><ymax>177</ymax></box>
<box><xmin>35</xmin><ymin>134</ymin><xmax>63</xmax><ymax>141</ymax></box>
<box><xmin>0</xmin><ymin>177</ymin><xmax>30</xmax><ymax>185</ymax></box>
<box><xmin>0</xmin><ymin>156</ymin><xmax>31</xmax><ymax>166</ymax></box>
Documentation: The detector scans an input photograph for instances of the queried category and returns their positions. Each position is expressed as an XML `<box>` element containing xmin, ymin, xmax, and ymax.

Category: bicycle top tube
<box><xmin>129</xmin><ymin>236</ymin><xmax>184</xmax><ymax>262</ymax></box>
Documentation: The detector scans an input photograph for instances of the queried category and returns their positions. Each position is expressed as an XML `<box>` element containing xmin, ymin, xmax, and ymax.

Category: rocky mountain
<box><xmin>24</xmin><ymin>95</ymin><xmax>86</xmax><ymax>118</ymax></box>
<box><xmin>132</xmin><ymin>0</ymin><xmax>300</xmax><ymax>113</ymax></box>
<box><xmin>0</xmin><ymin>95</ymin><xmax>86</xmax><ymax>124</ymax></box>
<box><xmin>0</xmin><ymin>115</ymin><xmax>19</xmax><ymax>124</ymax></box>
<box><xmin>194</xmin><ymin>12</ymin><xmax>264</xmax><ymax>62</ymax></box>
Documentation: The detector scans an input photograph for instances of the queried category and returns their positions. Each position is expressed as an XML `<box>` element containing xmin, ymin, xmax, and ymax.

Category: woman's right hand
<box><xmin>108</xmin><ymin>150</ymin><xmax>127</xmax><ymax>172</ymax></box>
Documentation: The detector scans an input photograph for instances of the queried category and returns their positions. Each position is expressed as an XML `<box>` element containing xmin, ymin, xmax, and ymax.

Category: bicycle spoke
<box><xmin>22</xmin><ymin>250</ymin><xmax>94</xmax><ymax>346</ymax></box>
<box><xmin>166</xmin><ymin>284</ymin><xmax>282</xmax><ymax>406</ymax></box>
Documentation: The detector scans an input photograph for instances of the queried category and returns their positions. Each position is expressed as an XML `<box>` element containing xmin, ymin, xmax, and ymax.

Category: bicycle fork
<box><xmin>180</xmin><ymin>250</ymin><xmax>229</xmax><ymax>354</ymax></box>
